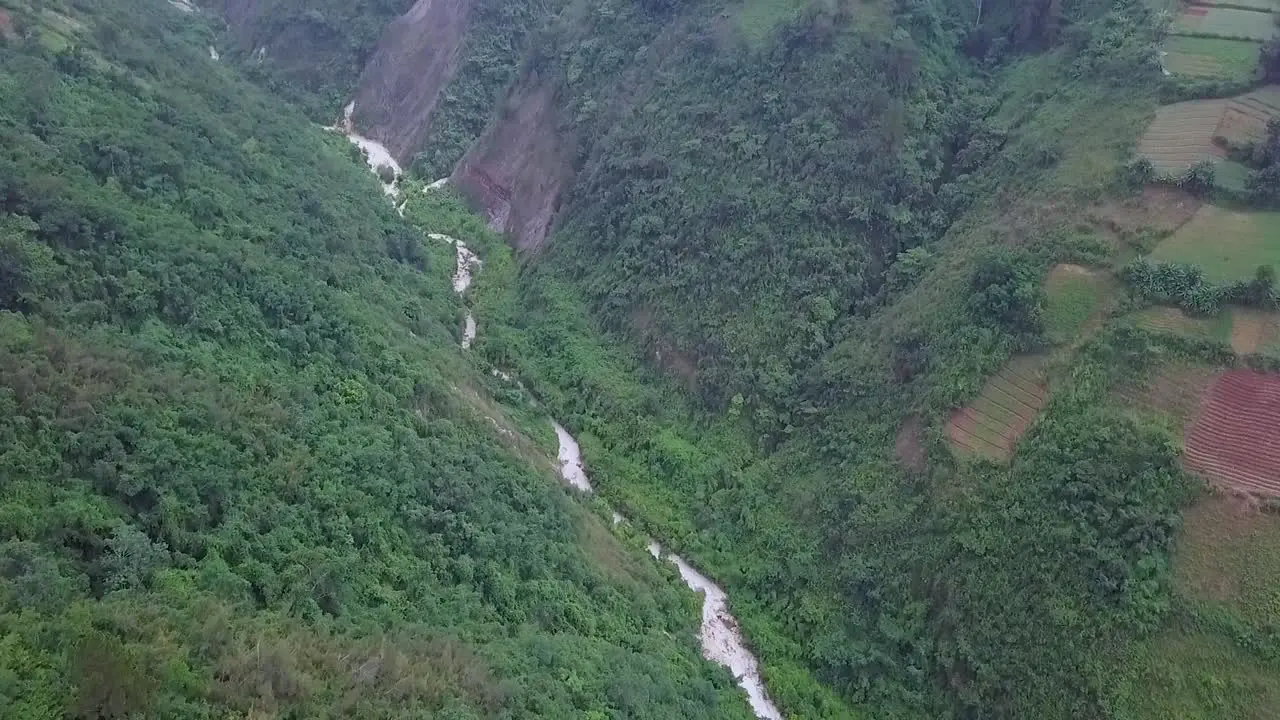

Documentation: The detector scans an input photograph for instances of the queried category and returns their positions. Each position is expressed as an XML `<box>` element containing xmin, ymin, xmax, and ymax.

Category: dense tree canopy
<box><xmin>0</xmin><ymin>1</ymin><xmax>752</xmax><ymax>717</ymax></box>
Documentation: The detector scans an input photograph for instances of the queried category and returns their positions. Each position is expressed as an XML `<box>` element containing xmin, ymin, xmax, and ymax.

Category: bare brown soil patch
<box><xmin>1185</xmin><ymin>369</ymin><xmax>1280</xmax><ymax>496</ymax></box>
<box><xmin>1231</xmin><ymin>308</ymin><xmax>1267</xmax><ymax>354</ymax></box>
<box><xmin>0</xmin><ymin>10</ymin><xmax>13</xmax><ymax>40</ymax></box>
<box><xmin>1049</xmin><ymin>263</ymin><xmax>1093</xmax><ymax>277</ymax></box>
<box><xmin>1116</xmin><ymin>362</ymin><xmax>1221</xmax><ymax>433</ymax></box>
<box><xmin>895</xmin><ymin>415</ymin><xmax>926</xmax><ymax>471</ymax></box>
<box><xmin>1096</xmin><ymin>186</ymin><xmax>1202</xmax><ymax>239</ymax></box>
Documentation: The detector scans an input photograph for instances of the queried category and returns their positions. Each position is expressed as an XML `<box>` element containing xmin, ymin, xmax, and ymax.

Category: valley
<box><xmin>3</xmin><ymin>0</ymin><xmax>1280</xmax><ymax>717</ymax></box>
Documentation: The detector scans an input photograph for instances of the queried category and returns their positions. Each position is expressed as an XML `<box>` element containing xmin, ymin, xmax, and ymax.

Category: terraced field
<box><xmin>1197</xmin><ymin>0</ymin><xmax>1277</xmax><ymax>11</ymax></box>
<box><xmin>1149</xmin><ymin>205</ymin><xmax>1280</xmax><ymax>283</ymax></box>
<box><xmin>1216</xmin><ymin>85</ymin><xmax>1280</xmax><ymax>145</ymax></box>
<box><xmin>945</xmin><ymin>356</ymin><xmax>1049</xmax><ymax>461</ymax></box>
<box><xmin>1185</xmin><ymin>370</ymin><xmax>1280</xmax><ymax>496</ymax></box>
<box><xmin>1137</xmin><ymin>98</ymin><xmax>1227</xmax><ymax>175</ymax></box>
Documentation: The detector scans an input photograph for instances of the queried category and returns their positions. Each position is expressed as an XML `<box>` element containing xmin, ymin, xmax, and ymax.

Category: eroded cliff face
<box><xmin>349</xmin><ymin>0</ymin><xmax>474</xmax><ymax>163</ymax></box>
<box><xmin>451</xmin><ymin>69</ymin><xmax>573</xmax><ymax>252</ymax></box>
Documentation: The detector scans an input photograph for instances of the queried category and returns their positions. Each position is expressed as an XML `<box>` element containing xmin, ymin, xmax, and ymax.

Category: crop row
<box><xmin>1184</xmin><ymin>370</ymin><xmax>1280</xmax><ymax>496</ymax></box>
<box><xmin>946</xmin><ymin>364</ymin><xmax>1048</xmax><ymax>459</ymax></box>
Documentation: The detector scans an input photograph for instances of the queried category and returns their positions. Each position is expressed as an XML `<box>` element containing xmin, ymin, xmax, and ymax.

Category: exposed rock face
<box><xmin>349</xmin><ymin>0</ymin><xmax>475</xmax><ymax>163</ymax></box>
<box><xmin>451</xmin><ymin>70</ymin><xmax>573</xmax><ymax>252</ymax></box>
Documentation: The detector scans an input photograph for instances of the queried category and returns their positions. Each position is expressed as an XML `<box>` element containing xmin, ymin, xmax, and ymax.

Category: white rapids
<box><xmin>333</xmin><ymin>102</ymin><xmax>402</xmax><ymax>197</ymax></box>
<box><xmin>428</xmin><ymin>186</ymin><xmax>782</xmax><ymax>720</ymax></box>
<box><xmin>431</xmin><ymin>232</ymin><xmax>481</xmax><ymax>350</ymax></box>
<box><xmin>552</xmin><ymin>423</ymin><xmax>783</xmax><ymax>720</ymax></box>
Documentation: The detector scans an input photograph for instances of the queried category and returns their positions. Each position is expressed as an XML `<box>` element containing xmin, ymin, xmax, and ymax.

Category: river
<box><xmin>348</xmin><ymin>141</ymin><xmax>784</xmax><ymax>720</ymax></box>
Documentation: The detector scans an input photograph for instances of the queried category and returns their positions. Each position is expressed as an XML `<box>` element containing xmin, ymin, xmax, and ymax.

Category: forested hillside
<box><xmin>7</xmin><ymin>0</ymin><xmax>1280</xmax><ymax>716</ymax></box>
<box><xmin>455</xmin><ymin>0</ymin><xmax>1280</xmax><ymax>717</ymax></box>
<box><xmin>0</xmin><ymin>1</ymin><xmax>757</xmax><ymax>717</ymax></box>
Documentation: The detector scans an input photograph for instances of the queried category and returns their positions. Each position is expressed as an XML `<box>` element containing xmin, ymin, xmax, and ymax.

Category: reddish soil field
<box><xmin>1183</xmin><ymin>5</ymin><xmax>1209</xmax><ymax>15</ymax></box>
<box><xmin>0</xmin><ymin>10</ymin><xmax>13</xmax><ymax>40</ymax></box>
<box><xmin>1185</xmin><ymin>370</ymin><xmax>1280</xmax><ymax>496</ymax></box>
<box><xmin>945</xmin><ymin>359</ymin><xmax>1049</xmax><ymax>461</ymax></box>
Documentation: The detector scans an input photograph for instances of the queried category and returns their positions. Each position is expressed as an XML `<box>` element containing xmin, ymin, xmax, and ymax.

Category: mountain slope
<box><xmin>0</xmin><ymin>1</ymin><xmax>756</xmax><ymax>717</ymax></box>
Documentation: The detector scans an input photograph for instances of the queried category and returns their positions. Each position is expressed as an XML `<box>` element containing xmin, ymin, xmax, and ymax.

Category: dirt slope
<box><xmin>452</xmin><ymin>69</ymin><xmax>574</xmax><ymax>251</ymax></box>
<box><xmin>349</xmin><ymin>0</ymin><xmax>475</xmax><ymax>163</ymax></box>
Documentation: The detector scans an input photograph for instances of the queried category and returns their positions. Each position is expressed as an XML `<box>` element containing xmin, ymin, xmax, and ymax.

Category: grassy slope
<box><xmin>1150</xmin><ymin>207</ymin><xmax>1280</xmax><ymax>282</ymax></box>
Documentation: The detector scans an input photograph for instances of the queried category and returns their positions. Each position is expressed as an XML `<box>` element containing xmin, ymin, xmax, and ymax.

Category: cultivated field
<box><xmin>1162</xmin><ymin>36</ymin><xmax>1261</xmax><ymax>81</ymax></box>
<box><xmin>1149</xmin><ymin>205</ymin><xmax>1280</xmax><ymax>283</ymax></box>
<box><xmin>1116</xmin><ymin>362</ymin><xmax>1223</xmax><ymax>432</ymax></box>
<box><xmin>1132</xmin><ymin>305</ymin><xmax>1233</xmax><ymax>344</ymax></box>
<box><xmin>1230</xmin><ymin>307</ymin><xmax>1271</xmax><ymax>353</ymax></box>
<box><xmin>1176</xmin><ymin>492</ymin><xmax>1280</xmax><ymax>627</ymax></box>
<box><xmin>1044</xmin><ymin>264</ymin><xmax>1115</xmax><ymax>344</ymax></box>
<box><xmin>945</xmin><ymin>356</ymin><xmax>1048</xmax><ymax>461</ymax></box>
<box><xmin>1216</xmin><ymin>85</ymin><xmax>1280</xmax><ymax>145</ymax></box>
<box><xmin>1137</xmin><ymin>98</ymin><xmax>1227</xmax><ymax>175</ymax></box>
<box><xmin>1184</xmin><ymin>369</ymin><xmax>1280</xmax><ymax>496</ymax></box>
<box><xmin>1175</xmin><ymin>5</ymin><xmax>1279</xmax><ymax>40</ymax></box>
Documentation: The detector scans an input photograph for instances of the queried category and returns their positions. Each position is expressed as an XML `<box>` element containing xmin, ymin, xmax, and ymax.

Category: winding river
<box><xmin>342</xmin><ymin>128</ymin><xmax>783</xmax><ymax>720</ymax></box>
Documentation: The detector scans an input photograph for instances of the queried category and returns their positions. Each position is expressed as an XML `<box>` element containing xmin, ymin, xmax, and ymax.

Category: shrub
<box><xmin>1119</xmin><ymin>157</ymin><xmax>1155</xmax><ymax>189</ymax></box>
<box><xmin>1122</xmin><ymin>258</ymin><xmax>1223</xmax><ymax>314</ymax></box>
<box><xmin>969</xmin><ymin>249</ymin><xmax>1045</xmax><ymax>339</ymax></box>
<box><xmin>1178</xmin><ymin>160</ymin><xmax>1215</xmax><ymax>196</ymax></box>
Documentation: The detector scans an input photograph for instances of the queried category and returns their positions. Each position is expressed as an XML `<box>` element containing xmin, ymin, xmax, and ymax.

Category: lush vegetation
<box><xmin>0</xmin><ymin>1</ymin><xmax>757</xmax><ymax>717</ymax></box>
<box><xmin>458</xmin><ymin>0</ymin><xmax>1280</xmax><ymax>716</ymax></box>
<box><xmin>219</xmin><ymin>0</ymin><xmax>415</xmax><ymax>119</ymax></box>
<box><xmin>7</xmin><ymin>0</ymin><xmax>1280</xmax><ymax>716</ymax></box>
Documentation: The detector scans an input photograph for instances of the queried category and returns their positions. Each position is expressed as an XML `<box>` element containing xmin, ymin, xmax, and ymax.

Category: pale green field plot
<box><xmin>1133</xmin><ymin>305</ymin><xmax>1233</xmax><ymax>344</ymax></box>
<box><xmin>1175</xmin><ymin>6</ymin><xmax>1278</xmax><ymax>41</ymax></box>
<box><xmin>1150</xmin><ymin>205</ymin><xmax>1280</xmax><ymax>283</ymax></box>
<box><xmin>1043</xmin><ymin>264</ymin><xmax>1115</xmax><ymax>344</ymax></box>
<box><xmin>1215</xmin><ymin>158</ymin><xmax>1252</xmax><ymax>192</ymax></box>
<box><xmin>1112</xmin><ymin>629</ymin><xmax>1280</xmax><ymax>720</ymax></box>
<box><xmin>1162</xmin><ymin>37</ymin><xmax>1261</xmax><ymax>81</ymax></box>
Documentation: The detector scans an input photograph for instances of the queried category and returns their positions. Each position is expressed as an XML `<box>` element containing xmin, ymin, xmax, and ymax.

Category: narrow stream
<box><xmin>334</xmin><ymin>102</ymin><xmax>402</xmax><ymax>198</ymax></box>
<box><xmin>428</xmin><ymin>232</ymin><xmax>480</xmax><ymax>349</ymax></box>
<box><xmin>552</xmin><ymin>422</ymin><xmax>783</xmax><ymax>720</ymax></box>
<box><xmin>344</xmin><ymin>138</ymin><xmax>782</xmax><ymax>719</ymax></box>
